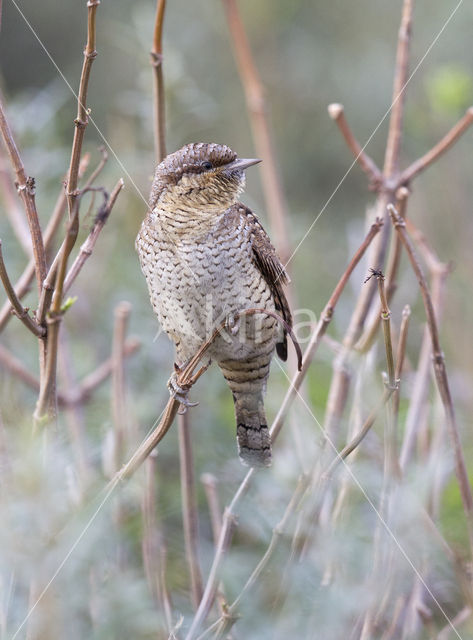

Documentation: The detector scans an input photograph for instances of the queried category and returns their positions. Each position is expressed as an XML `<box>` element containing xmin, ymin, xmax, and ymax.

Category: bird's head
<box><xmin>149</xmin><ymin>142</ymin><xmax>260</xmax><ymax>213</ymax></box>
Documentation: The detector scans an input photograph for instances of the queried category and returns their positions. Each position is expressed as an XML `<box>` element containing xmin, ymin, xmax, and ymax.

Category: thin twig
<box><xmin>383</xmin><ymin>0</ymin><xmax>412</xmax><ymax>179</ymax></box>
<box><xmin>398</xmin><ymin>107</ymin><xmax>473</xmax><ymax>187</ymax></box>
<box><xmin>0</xmin><ymin>155</ymin><xmax>32</xmax><ymax>255</ymax></box>
<box><xmin>328</xmin><ymin>103</ymin><xmax>382</xmax><ymax>188</ymax></box>
<box><xmin>389</xmin><ymin>204</ymin><xmax>473</xmax><ymax>558</ymax></box>
<box><xmin>178</xmin><ymin>412</ymin><xmax>204</xmax><ymax>610</ymax></box>
<box><xmin>150</xmin><ymin>0</ymin><xmax>167</xmax><ymax>163</ymax></box>
<box><xmin>0</xmin><ymin>98</ymin><xmax>47</xmax><ymax>292</ymax></box>
<box><xmin>141</xmin><ymin>453</ymin><xmax>174</xmax><ymax>633</ymax></box>
<box><xmin>323</xmin><ymin>386</ymin><xmax>395</xmax><ymax>480</ymax></box>
<box><xmin>34</xmin><ymin>0</ymin><xmax>100</xmax><ymax>426</ymax></box>
<box><xmin>322</xmin><ymin>0</ymin><xmax>413</xmax><ymax>448</ymax></box>
<box><xmin>63</xmin><ymin>337</ymin><xmax>140</xmax><ymax>407</ymax></box>
<box><xmin>223</xmin><ymin>0</ymin><xmax>291</xmax><ymax>265</ymax></box>
<box><xmin>270</xmin><ymin>218</ymin><xmax>383</xmax><ymax>443</ymax></box>
<box><xmin>64</xmin><ymin>179</ymin><xmax>124</xmax><ymax>293</ymax></box>
<box><xmin>0</xmin><ymin>240</ymin><xmax>45</xmax><ymax>337</ymax></box>
<box><xmin>355</xmin><ymin>186</ymin><xmax>409</xmax><ymax>353</ymax></box>
<box><xmin>112</xmin><ymin>301</ymin><xmax>132</xmax><ymax>470</ymax></box>
<box><xmin>114</xmin><ymin>307</ymin><xmax>297</xmax><ymax>482</ymax></box>
<box><xmin>393</xmin><ymin>304</ymin><xmax>411</xmax><ymax>430</ymax></box>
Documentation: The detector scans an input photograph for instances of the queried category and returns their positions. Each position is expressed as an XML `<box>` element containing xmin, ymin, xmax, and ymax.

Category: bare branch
<box><xmin>150</xmin><ymin>0</ymin><xmax>167</xmax><ymax>162</ymax></box>
<box><xmin>0</xmin><ymin>98</ymin><xmax>47</xmax><ymax>292</ymax></box>
<box><xmin>328</xmin><ymin>103</ymin><xmax>382</xmax><ymax>188</ymax></box>
<box><xmin>34</xmin><ymin>0</ymin><xmax>100</xmax><ymax>426</ymax></box>
<box><xmin>355</xmin><ymin>186</ymin><xmax>409</xmax><ymax>352</ymax></box>
<box><xmin>63</xmin><ymin>179</ymin><xmax>124</xmax><ymax>294</ymax></box>
<box><xmin>399</xmin><ymin>107</ymin><xmax>473</xmax><ymax>186</ymax></box>
<box><xmin>389</xmin><ymin>204</ymin><xmax>473</xmax><ymax>558</ymax></box>
<box><xmin>270</xmin><ymin>218</ymin><xmax>383</xmax><ymax>443</ymax></box>
<box><xmin>223</xmin><ymin>0</ymin><xmax>291</xmax><ymax>265</ymax></box>
<box><xmin>383</xmin><ymin>0</ymin><xmax>412</xmax><ymax>178</ymax></box>
<box><xmin>0</xmin><ymin>240</ymin><xmax>45</xmax><ymax>337</ymax></box>
<box><xmin>111</xmin><ymin>301</ymin><xmax>132</xmax><ymax>469</ymax></box>
<box><xmin>0</xmin><ymin>155</ymin><xmax>32</xmax><ymax>255</ymax></box>
<box><xmin>178</xmin><ymin>412</ymin><xmax>204</xmax><ymax>610</ymax></box>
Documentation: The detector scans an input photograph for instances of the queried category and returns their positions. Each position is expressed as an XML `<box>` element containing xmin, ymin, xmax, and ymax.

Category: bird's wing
<box><xmin>240</xmin><ymin>205</ymin><xmax>292</xmax><ymax>361</ymax></box>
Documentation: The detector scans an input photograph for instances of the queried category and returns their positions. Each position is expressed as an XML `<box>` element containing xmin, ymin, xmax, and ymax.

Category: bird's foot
<box><xmin>167</xmin><ymin>368</ymin><xmax>198</xmax><ymax>414</ymax></box>
<box><xmin>167</xmin><ymin>357</ymin><xmax>212</xmax><ymax>414</ymax></box>
<box><xmin>225</xmin><ymin>312</ymin><xmax>241</xmax><ymax>336</ymax></box>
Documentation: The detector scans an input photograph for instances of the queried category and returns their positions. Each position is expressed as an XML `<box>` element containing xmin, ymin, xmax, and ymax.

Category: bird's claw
<box><xmin>226</xmin><ymin>312</ymin><xmax>240</xmax><ymax>336</ymax></box>
<box><xmin>167</xmin><ymin>370</ymin><xmax>199</xmax><ymax>414</ymax></box>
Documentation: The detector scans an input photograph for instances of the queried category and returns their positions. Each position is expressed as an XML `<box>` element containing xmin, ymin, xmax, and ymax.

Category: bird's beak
<box><xmin>225</xmin><ymin>157</ymin><xmax>262</xmax><ymax>172</ymax></box>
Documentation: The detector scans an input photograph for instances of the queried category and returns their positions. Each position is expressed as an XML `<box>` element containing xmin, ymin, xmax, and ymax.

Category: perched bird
<box><xmin>136</xmin><ymin>142</ymin><xmax>292</xmax><ymax>467</ymax></box>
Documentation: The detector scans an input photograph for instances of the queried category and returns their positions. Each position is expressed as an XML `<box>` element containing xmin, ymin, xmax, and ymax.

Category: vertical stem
<box><xmin>223</xmin><ymin>0</ymin><xmax>291</xmax><ymax>266</ymax></box>
<box><xmin>389</xmin><ymin>206</ymin><xmax>473</xmax><ymax>560</ymax></box>
<box><xmin>111</xmin><ymin>301</ymin><xmax>132</xmax><ymax>469</ymax></box>
<box><xmin>178</xmin><ymin>412</ymin><xmax>203</xmax><ymax>610</ymax></box>
<box><xmin>150</xmin><ymin>0</ymin><xmax>167</xmax><ymax>163</ymax></box>
<box><xmin>34</xmin><ymin>0</ymin><xmax>100</xmax><ymax>426</ymax></box>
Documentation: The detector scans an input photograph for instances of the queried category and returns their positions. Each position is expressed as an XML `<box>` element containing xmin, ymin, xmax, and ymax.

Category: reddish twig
<box><xmin>271</xmin><ymin>218</ymin><xmax>383</xmax><ymax>443</ymax></box>
<box><xmin>34</xmin><ymin>0</ymin><xmax>101</xmax><ymax>427</ymax></box>
<box><xmin>178</xmin><ymin>412</ymin><xmax>204</xmax><ymax>610</ymax></box>
<box><xmin>64</xmin><ymin>179</ymin><xmax>124</xmax><ymax>294</ymax></box>
<box><xmin>111</xmin><ymin>301</ymin><xmax>132</xmax><ymax>470</ymax></box>
<box><xmin>389</xmin><ymin>204</ymin><xmax>473</xmax><ymax>558</ymax></box>
<box><xmin>398</xmin><ymin>107</ymin><xmax>473</xmax><ymax>187</ymax></box>
<box><xmin>0</xmin><ymin>240</ymin><xmax>45</xmax><ymax>338</ymax></box>
<box><xmin>150</xmin><ymin>0</ymin><xmax>167</xmax><ymax>163</ymax></box>
<box><xmin>328</xmin><ymin>103</ymin><xmax>382</xmax><ymax>188</ymax></box>
<box><xmin>383</xmin><ymin>0</ymin><xmax>412</xmax><ymax>179</ymax></box>
<box><xmin>223</xmin><ymin>0</ymin><xmax>291</xmax><ymax>266</ymax></box>
<box><xmin>355</xmin><ymin>186</ymin><xmax>409</xmax><ymax>353</ymax></box>
<box><xmin>0</xmin><ymin>99</ymin><xmax>47</xmax><ymax>293</ymax></box>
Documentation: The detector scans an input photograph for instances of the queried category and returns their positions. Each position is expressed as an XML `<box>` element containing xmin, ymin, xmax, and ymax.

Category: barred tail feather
<box><xmin>234</xmin><ymin>393</ymin><xmax>271</xmax><ymax>467</ymax></box>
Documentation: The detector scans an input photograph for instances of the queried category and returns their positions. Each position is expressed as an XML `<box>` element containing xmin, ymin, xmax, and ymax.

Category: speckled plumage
<box><xmin>136</xmin><ymin>143</ymin><xmax>292</xmax><ymax>467</ymax></box>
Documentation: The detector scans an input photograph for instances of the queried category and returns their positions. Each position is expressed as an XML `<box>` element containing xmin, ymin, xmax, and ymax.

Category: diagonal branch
<box><xmin>328</xmin><ymin>103</ymin><xmax>382</xmax><ymax>188</ymax></box>
<box><xmin>398</xmin><ymin>107</ymin><xmax>473</xmax><ymax>187</ymax></box>
<box><xmin>388</xmin><ymin>204</ymin><xmax>473</xmax><ymax>559</ymax></box>
<box><xmin>0</xmin><ymin>99</ymin><xmax>47</xmax><ymax>292</ymax></box>
<box><xmin>0</xmin><ymin>240</ymin><xmax>45</xmax><ymax>337</ymax></box>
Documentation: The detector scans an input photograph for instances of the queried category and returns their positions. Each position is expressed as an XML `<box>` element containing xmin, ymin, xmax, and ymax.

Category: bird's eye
<box><xmin>202</xmin><ymin>161</ymin><xmax>213</xmax><ymax>170</ymax></box>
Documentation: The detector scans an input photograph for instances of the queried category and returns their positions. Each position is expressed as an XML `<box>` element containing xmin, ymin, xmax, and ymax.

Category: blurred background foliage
<box><xmin>1</xmin><ymin>0</ymin><xmax>473</xmax><ymax>638</ymax></box>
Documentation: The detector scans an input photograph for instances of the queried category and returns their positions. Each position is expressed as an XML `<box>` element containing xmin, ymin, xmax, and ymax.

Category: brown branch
<box><xmin>111</xmin><ymin>301</ymin><xmax>132</xmax><ymax>470</ymax></box>
<box><xmin>327</xmin><ymin>103</ymin><xmax>382</xmax><ymax>188</ymax></box>
<box><xmin>399</xmin><ymin>224</ymin><xmax>450</xmax><ymax>471</ymax></box>
<box><xmin>0</xmin><ymin>343</ymin><xmax>41</xmax><ymax>390</ymax></box>
<box><xmin>383</xmin><ymin>0</ymin><xmax>412</xmax><ymax>178</ymax></box>
<box><xmin>141</xmin><ymin>453</ymin><xmax>174</xmax><ymax>633</ymax></box>
<box><xmin>393</xmin><ymin>304</ymin><xmax>411</xmax><ymax>431</ymax></box>
<box><xmin>223</xmin><ymin>0</ymin><xmax>291</xmax><ymax>266</ymax></box>
<box><xmin>113</xmin><ymin>307</ymin><xmax>294</xmax><ymax>482</ymax></box>
<box><xmin>323</xmin><ymin>386</ymin><xmax>396</xmax><ymax>480</ymax></box>
<box><xmin>0</xmin><ymin>156</ymin><xmax>32</xmax><ymax>256</ymax></box>
<box><xmin>34</xmin><ymin>0</ymin><xmax>100</xmax><ymax>426</ymax></box>
<box><xmin>178</xmin><ymin>412</ymin><xmax>204</xmax><ymax>610</ymax></box>
<box><xmin>63</xmin><ymin>179</ymin><xmax>124</xmax><ymax>294</ymax></box>
<box><xmin>0</xmin><ymin>240</ymin><xmax>45</xmax><ymax>338</ymax></box>
<box><xmin>355</xmin><ymin>186</ymin><xmax>409</xmax><ymax>353</ymax></box>
<box><xmin>63</xmin><ymin>337</ymin><xmax>140</xmax><ymax>406</ymax></box>
<box><xmin>0</xmin><ymin>98</ymin><xmax>47</xmax><ymax>292</ymax></box>
<box><xmin>150</xmin><ymin>0</ymin><xmax>167</xmax><ymax>163</ymax></box>
<box><xmin>270</xmin><ymin>218</ymin><xmax>383</xmax><ymax>443</ymax></box>
<box><xmin>398</xmin><ymin>107</ymin><xmax>473</xmax><ymax>186</ymax></box>
<box><xmin>389</xmin><ymin>204</ymin><xmax>473</xmax><ymax>558</ymax></box>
